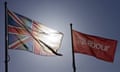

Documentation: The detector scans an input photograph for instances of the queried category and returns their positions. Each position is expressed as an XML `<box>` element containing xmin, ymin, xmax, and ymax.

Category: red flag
<box><xmin>72</xmin><ymin>30</ymin><xmax>117</xmax><ymax>62</ymax></box>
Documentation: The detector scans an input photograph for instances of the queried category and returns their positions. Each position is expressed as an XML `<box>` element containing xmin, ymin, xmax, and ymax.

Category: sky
<box><xmin>0</xmin><ymin>0</ymin><xmax>120</xmax><ymax>72</ymax></box>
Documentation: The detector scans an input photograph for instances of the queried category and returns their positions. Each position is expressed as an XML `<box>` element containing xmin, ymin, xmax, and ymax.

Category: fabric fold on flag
<box><xmin>72</xmin><ymin>29</ymin><xmax>117</xmax><ymax>62</ymax></box>
<box><xmin>8</xmin><ymin>9</ymin><xmax>63</xmax><ymax>56</ymax></box>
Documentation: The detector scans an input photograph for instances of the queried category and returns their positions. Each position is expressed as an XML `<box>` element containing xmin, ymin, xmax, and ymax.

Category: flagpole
<box><xmin>70</xmin><ymin>24</ymin><xmax>76</xmax><ymax>72</ymax></box>
<box><xmin>5</xmin><ymin>1</ymin><xmax>8</xmax><ymax>72</ymax></box>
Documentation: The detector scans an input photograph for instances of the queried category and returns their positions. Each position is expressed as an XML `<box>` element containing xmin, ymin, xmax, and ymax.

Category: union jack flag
<box><xmin>8</xmin><ymin>10</ymin><xmax>63</xmax><ymax>56</ymax></box>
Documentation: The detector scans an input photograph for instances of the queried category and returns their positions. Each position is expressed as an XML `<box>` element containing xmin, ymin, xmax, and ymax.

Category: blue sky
<box><xmin>0</xmin><ymin>0</ymin><xmax>120</xmax><ymax>72</ymax></box>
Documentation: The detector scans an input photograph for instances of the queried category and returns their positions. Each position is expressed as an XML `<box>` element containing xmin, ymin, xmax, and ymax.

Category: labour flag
<box><xmin>72</xmin><ymin>30</ymin><xmax>117</xmax><ymax>62</ymax></box>
<box><xmin>8</xmin><ymin>10</ymin><xmax>63</xmax><ymax>56</ymax></box>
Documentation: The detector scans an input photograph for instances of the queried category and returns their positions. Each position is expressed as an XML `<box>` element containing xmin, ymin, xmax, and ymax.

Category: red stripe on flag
<box><xmin>33</xmin><ymin>39</ymin><xmax>41</xmax><ymax>55</ymax></box>
<box><xmin>9</xmin><ymin>37</ymin><xmax>31</xmax><ymax>49</ymax></box>
<box><xmin>8</xmin><ymin>25</ymin><xmax>29</xmax><ymax>35</ymax></box>
<box><xmin>8</xmin><ymin>10</ymin><xmax>24</xmax><ymax>26</ymax></box>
